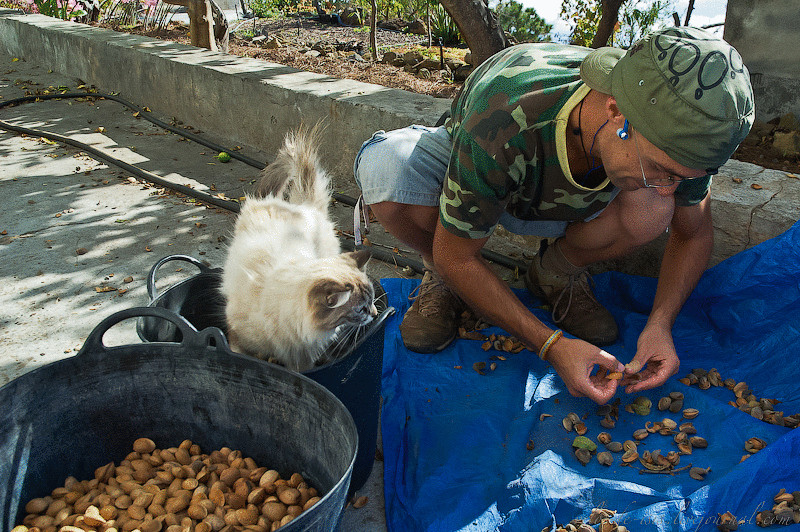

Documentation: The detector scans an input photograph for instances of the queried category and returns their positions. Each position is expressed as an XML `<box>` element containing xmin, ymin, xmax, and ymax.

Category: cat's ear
<box><xmin>344</xmin><ymin>249</ymin><xmax>371</xmax><ymax>270</ymax></box>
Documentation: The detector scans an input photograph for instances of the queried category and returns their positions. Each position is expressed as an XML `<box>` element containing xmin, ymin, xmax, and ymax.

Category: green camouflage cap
<box><xmin>580</xmin><ymin>26</ymin><xmax>755</xmax><ymax>172</ymax></box>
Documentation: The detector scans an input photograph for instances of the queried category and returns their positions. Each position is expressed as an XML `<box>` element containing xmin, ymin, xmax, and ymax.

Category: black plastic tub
<box><xmin>136</xmin><ymin>255</ymin><xmax>395</xmax><ymax>493</ymax></box>
<box><xmin>0</xmin><ymin>307</ymin><xmax>358</xmax><ymax>532</ymax></box>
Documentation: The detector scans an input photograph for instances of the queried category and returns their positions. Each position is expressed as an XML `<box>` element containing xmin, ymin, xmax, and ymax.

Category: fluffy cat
<box><xmin>220</xmin><ymin>125</ymin><xmax>377</xmax><ymax>372</ymax></box>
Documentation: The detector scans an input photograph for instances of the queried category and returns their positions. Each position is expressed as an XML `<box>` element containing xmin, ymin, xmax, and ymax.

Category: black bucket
<box><xmin>136</xmin><ymin>255</ymin><xmax>395</xmax><ymax>493</ymax></box>
<box><xmin>0</xmin><ymin>307</ymin><xmax>357</xmax><ymax>532</ymax></box>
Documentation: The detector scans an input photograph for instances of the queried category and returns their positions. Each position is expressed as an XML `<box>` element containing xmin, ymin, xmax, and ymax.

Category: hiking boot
<box><xmin>524</xmin><ymin>239</ymin><xmax>618</xmax><ymax>346</ymax></box>
<box><xmin>400</xmin><ymin>269</ymin><xmax>464</xmax><ymax>353</ymax></box>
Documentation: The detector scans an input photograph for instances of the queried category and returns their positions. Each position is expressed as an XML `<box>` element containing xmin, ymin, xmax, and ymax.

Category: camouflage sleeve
<box><xmin>439</xmin><ymin>128</ymin><xmax>518</xmax><ymax>239</ymax></box>
<box><xmin>674</xmin><ymin>175</ymin><xmax>712</xmax><ymax>206</ymax></box>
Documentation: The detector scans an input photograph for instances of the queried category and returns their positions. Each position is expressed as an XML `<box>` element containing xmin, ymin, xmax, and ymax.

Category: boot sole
<box><xmin>401</xmin><ymin>329</ymin><xmax>457</xmax><ymax>354</ymax></box>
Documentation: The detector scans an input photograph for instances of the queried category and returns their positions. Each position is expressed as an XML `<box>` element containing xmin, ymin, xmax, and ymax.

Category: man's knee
<box><xmin>622</xmin><ymin>190</ymin><xmax>675</xmax><ymax>245</ymax></box>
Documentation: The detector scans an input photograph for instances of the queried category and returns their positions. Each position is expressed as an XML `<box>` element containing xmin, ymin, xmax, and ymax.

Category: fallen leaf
<box><xmin>751</xmin><ymin>183</ymin><xmax>762</xmax><ymax>190</ymax></box>
<box><xmin>352</xmin><ymin>496</ymin><xmax>368</xmax><ymax>509</ymax></box>
<box><xmin>123</xmin><ymin>276</ymin><xmax>133</xmax><ymax>283</ymax></box>
<box><xmin>94</xmin><ymin>286</ymin><xmax>115</xmax><ymax>292</ymax></box>
<box><xmin>732</xmin><ymin>177</ymin><xmax>743</xmax><ymax>184</ymax></box>
<box><xmin>76</xmin><ymin>248</ymin><xmax>88</xmax><ymax>255</ymax></box>
<box><xmin>117</xmin><ymin>288</ymin><xmax>128</xmax><ymax>295</ymax></box>
<box><xmin>0</xmin><ymin>230</ymin><xmax>6</xmax><ymax>235</ymax></box>
<box><xmin>787</xmin><ymin>173</ymin><xmax>798</xmax><ymax>179</ymax></box>
<box><xmin>145</xmin><ymin>246</ymin><xmax>152</xmax><ymax>252</ymax></box>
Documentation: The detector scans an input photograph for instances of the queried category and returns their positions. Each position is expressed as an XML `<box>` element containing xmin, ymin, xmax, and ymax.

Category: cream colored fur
<box><xmin>220</xmin><ymin>126</ymin><xmax>373</xmax><ymax>371</ymax></box>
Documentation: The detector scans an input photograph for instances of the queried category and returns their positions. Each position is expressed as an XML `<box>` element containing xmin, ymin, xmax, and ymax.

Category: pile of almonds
<box><xmin>678</xmin><ymin>368</ymin><xmax>800</xmax><ymax>428</ymax></box>
<box><xmin>541</xmin><ymin>507</ymin><xmax>629</xmax><ymax>532</ymax></box>
<box><xmin>558</xmin><ymin>393</ymin><xmax>711</xmax><ymax>479</ymax></box>
<box><xmin>14</xmin><ymin>438</ymin><xmax>321</xmax><ymax>532</ymax></box>
<box><xmin>457</xmin><ymin>310</ymin><xmax>528</xmax><ymax>355</ymax></box>
<box><xmin>716</xmin><ymin>488</ymin><xmax>800</xmax><ymax>530</ymax></box>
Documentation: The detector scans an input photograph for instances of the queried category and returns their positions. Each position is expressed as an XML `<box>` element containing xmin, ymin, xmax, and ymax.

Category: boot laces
<box><xmin>551</xmin><ymin>270</ymin><xmax>601</xmax><ymax>324</ymax></box>
<box><xmin>408</xmin><ymin>271</ymin><xmax>457</xmax><ymax>317</ymax></box>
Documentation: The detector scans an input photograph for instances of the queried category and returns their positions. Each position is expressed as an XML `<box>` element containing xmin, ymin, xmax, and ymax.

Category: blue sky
<box><xmin>517</xmin><ymin>0</ymin><xmax>728</xmax><ymax>42</ymax></box>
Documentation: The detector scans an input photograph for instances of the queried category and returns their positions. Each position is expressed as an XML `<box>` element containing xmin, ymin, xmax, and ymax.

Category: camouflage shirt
<box><xmin>440</xmin><ymin>43</ymin><xmax>711</xmax><ymax>239</ymax></box>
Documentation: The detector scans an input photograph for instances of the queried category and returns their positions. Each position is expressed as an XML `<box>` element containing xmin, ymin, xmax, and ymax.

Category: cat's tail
<box><xmin>255</xmin><ymin>122</ymin><xmax>331</xmax><ymax>212</ymax></box>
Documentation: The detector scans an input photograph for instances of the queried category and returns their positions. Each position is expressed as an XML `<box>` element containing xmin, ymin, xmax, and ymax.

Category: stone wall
<box><xmin>724</xmin><ymin>0</ymin><xmax>800</xmax><ymax>122</ymax></box>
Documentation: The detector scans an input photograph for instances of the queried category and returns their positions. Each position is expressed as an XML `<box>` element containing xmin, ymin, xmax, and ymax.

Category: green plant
<box><xmin>493</xmin><ymin>0</ymin><xmax>552</xmax><ymax>43</ymax></box>
<box><xmin>560</xmin><ymin>0</ymin><xmax>601</xmax><ymax>47</ymax></box>
<box><xmin>246</xmin><ymin>0</ymin><xmax>285</xmax><ymax>17</ymax></box>
<box><xmin>21</xmin><ymin>0</ymin><xmax>87</xmax><ymax>19</ymax></box>
<box><xmin>616</xmin><ymin>0</ymin><xmax>672</xmax><ymax>47</ymax></box>
<box><xmin>560</xmin><ymin>0</ymin><xmax>674</xmax><ymax>48</ymax></box>
<box><xmin>429</xmin><ymin>2</ymin><xmax>460</xmax><ymax>45</ymax></box>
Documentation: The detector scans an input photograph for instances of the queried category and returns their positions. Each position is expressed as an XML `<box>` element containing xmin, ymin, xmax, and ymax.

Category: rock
<box><xmin>406</xmin><ymin>18</ymin><xmax>427</xmax><ymax>35</ymax></box>
<box><xmin>263</xmin><ymin>36</ymin><xmax>281</xmax><ymax>49</ymax></box>
<box><xmin>743</xmin><ymin>120</ymin><xmax>776</xmax><ymax>146</ymax></box>
<box><xmin>311</xmin><ymin>41</ymin><xmax>335</xmax><ymax>55</ymax></box>
<box><xmin>420</xmin><ymin>58</ymin><xmax>441</xmax><ymax>71</ymax></box>
<box><xmin>445</xmin><ymin>58</ymin><xmax>465</xmax><ymax>71</ymax></box>
<box><xmin>772</xmin><ymin>131</ymin><xmax>800</xmax><ymax>157</ymax></box>
<box><xmin>403</xmin><ymin>50</ymin><xmax>424</xmax><ymax>65</ymax></box>
<box><xmin>392</xmin><ymin>57</ymin><xmax>406</xmax><ymax>68</ymax></box>
<box><xmin>251</xmin><ymin>35</ymin><xmax>266</xmax><ymax>44</ymax></box>
<box><xmin>382</xmin><ymin>51</ymin><xmax>397</xmax><ymax>64</ymax></box>
<box><xmin>340</xmin><ymin>6</ymin><xmax>362</xmax><ymax>26</ymax></box>
<box><xmin>304</xmin><ymin>50</ymin><xmax>321</xmax><ymax>58</ymax></box>
<box><xmin>463</xmin><ymin>51</ymin><xmax>472</xmax><ymax>65</ymax></box>
<box><xmin>454</xmin><ymin>63</ymin><xmax>473</xmax><ymax>82</ymax></box>
<box><xmin>377</xmin><ymin>18</ymin><xmax>404</xmax><ymax>31</ymax></box>
<box><xmin>417</xmin><ymin>68</ymin><xmax>431</xmax><ymax>79</ymax></box>
<box><xmin>349</xmin><ymin>52</ymin><xmax>365</xmax><ymax>62</ymax></box>
<box><xmin>403</xmin><ymin>63</ymin><xmax>416</xmax><ymax>73</ymax></box>
<box><xmin>778</xmin><ymin>112</ymin><xmax>800</xmax><ymax>132</ymax></box>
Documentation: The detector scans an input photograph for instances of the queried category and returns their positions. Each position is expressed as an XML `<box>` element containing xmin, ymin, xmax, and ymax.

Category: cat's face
<box><xmin>308</xmin><ymin>250</ymin><xmax>377</xmax><ymax>331</ymax></box>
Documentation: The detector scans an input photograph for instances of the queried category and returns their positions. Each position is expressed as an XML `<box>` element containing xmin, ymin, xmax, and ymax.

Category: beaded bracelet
<box><xmin>538</xmin><ymin>329</ymin><xmax>563</xmax><ymax>362</ymax></box>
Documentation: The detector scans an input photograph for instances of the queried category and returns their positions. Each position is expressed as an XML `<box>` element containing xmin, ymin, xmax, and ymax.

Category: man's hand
<box><xmin>621</xmin><ymin>323</ymin><xmax>679</xmax><ymax>393</ymax></box>
<box><xmin>546</xmin><ymin>336</ymin><xmax>625</xmax><ymax>404</ymax></box>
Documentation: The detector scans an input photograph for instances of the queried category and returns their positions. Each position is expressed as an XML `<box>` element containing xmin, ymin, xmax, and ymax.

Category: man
<box><xmin>353</xmin><ymin>27</ymin><xmax>754</xmax><ymax>404</ymax></box>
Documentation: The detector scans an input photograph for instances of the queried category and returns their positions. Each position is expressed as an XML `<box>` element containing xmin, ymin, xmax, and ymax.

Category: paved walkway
<box><xmin>0</xmin><ymin>52</ymin><xmax>400</xmax><ymax>530</ymax></box>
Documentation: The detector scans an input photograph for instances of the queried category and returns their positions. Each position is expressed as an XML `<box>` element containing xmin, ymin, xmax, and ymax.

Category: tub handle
<box><xmin>79</xmin><ymin>307</ymin><xmax>201</xmax><ymax>354</ymax></box>
<box><xmin>146</xmin><ymin>255</ymin><xmax>213</xmax><ymax>301</ymax></box>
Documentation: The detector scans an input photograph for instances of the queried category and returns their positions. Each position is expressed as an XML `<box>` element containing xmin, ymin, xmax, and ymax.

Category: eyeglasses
<box><xmin>631</xmin><ymin>127</ymin><xmax>705</xmax><ymax>188</ymax></box>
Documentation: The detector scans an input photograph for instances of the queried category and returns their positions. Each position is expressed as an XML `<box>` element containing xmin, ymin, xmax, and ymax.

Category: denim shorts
<box><xmin>353</xmin><ymin>125</ymin><xmax>617</xmax><ymax>238</ymax></box>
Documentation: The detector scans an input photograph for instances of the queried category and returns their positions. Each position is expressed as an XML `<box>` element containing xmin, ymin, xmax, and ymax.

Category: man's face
<box><xmin>605</xmin><ymin>127</ymin><xmax>707</xmax><ymax>196</ymax></box>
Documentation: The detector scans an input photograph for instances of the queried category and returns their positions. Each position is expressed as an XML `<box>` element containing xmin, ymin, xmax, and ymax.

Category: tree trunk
<box><xmin>162</xmin><ymin>0</ymin><xmax>217</xmax><ymax>51</ymax></box>
<box><xmin>188</xmin><ymin>0</ymin><xmax>217</xmax><ymax>50</ymax></box>
<box><xmin>426</xmin><ymin>1</ymin><xmax>431</xmax><ymax>48</ymax></box>
<box><xmin>369</xmin><ymin>0</ymin><xmax>377</xmax><ymax>61</ymax></box>
<box><xmin>683</xmin><ymin>0</ymin><xmax>695</xmax><ymax>25</ymax></box>
<box><xmin>208</xmin><ymin>0</ymin><xmax>229</xmax><ymax>52</ymax></box>
<box><xmin>590</xmin><ymin>0</ymin><xmax>625</xmax><ymax>49</ymax></box>
<box><xmin>438</xmin><ymin>0</ymin><xmax>508</xmax><ymax>67</ymax></box>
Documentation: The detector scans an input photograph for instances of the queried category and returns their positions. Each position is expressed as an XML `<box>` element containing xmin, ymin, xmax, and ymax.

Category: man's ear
<box><xmin>605</xmin><ymin>96</ymin><xmax>626</xmax><ymax>128</ymax></box>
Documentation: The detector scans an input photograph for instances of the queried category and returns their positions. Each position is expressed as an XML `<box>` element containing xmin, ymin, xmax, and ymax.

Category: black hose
<box><xmin>0</xmin><ymin>91</ymin><xmax>528</xmax><ymax>274</ymax></box>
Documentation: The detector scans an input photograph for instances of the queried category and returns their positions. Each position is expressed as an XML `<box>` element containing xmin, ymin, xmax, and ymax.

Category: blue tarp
<box><xmin>379</xmin><ymin>219</ymin><xmax>800</xmax><ymax>532</ymax></box>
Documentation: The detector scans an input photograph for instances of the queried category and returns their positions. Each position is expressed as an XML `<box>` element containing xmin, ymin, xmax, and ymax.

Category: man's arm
<box><xmin>624</xmin><ymin>195</ymin><xmax>713</xmax><ymax>392</ymax></box>
<box><xmin>432</xmin><ymin>218</ymin><xmax>623</xmax><ymax>403</ymax></box>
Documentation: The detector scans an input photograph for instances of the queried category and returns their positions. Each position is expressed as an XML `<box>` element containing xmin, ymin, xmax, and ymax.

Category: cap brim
<box><xmin>580</xmin><ymin>47</ymin><xmax>625</xmax><ymax>94</ymax></box>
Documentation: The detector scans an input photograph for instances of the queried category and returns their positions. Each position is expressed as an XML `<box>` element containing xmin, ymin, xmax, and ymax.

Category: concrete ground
<box><xmin>0</xmin><ymin>53</ymin><xmax>406</xmax><ymax>530</ymax></box>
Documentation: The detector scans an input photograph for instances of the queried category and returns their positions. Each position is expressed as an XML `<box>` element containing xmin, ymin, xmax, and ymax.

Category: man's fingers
<box><xmin>595</xmin><ymin>350</ymin><xmax>625</xmax><ymax>373</ymax></box>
